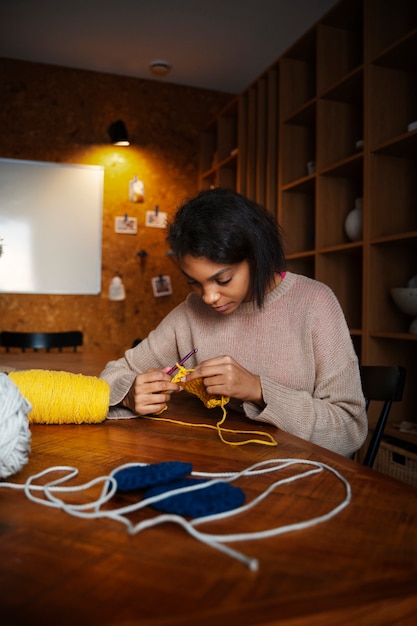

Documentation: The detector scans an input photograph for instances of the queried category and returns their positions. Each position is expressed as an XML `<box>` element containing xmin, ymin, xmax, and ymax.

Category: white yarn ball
<box><xmin>0</xmin><ymin>373</ymin><xmax>32</xmax><ymax>478</ymax></box>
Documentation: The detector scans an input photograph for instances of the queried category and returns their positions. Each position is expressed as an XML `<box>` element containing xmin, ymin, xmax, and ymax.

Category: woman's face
<box><xmin>180</xmin><ymin>255</ymin><xmax>252</xmax><ymax>315</ymax></box>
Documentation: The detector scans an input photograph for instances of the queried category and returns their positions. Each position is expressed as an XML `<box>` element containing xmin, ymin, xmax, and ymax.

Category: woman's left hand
<box><xmin>184</xmin><ymin>355</ymin><xmax>264</xmax><ymax>406</ymax></box>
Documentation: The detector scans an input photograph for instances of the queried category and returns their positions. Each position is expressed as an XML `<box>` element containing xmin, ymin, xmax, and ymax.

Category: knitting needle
<box><xmin>167</xmin><ymin>348</ymin><xmax>198</xmax><ymax>376</ymax></box>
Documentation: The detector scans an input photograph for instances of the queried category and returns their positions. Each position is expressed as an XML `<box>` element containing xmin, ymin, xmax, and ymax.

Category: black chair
<box><xmin>360</xmin><ymin>365</ymin><xmax>407</xmax><ymax>468</ymax></box>
<box><xmin>0</xmin><ymin>330</ymin><xmax>83</xmax><ymax>353</ymax></box>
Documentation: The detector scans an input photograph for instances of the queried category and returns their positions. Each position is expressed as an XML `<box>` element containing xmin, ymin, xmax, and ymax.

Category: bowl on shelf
<box><xmin>390</xmin><ymin>287</ymin><xmax>417</xmax><ymax>333</ymax></box>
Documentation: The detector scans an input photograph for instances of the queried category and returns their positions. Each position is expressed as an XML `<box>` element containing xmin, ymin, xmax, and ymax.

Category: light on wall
<box><xmin>108</xmin><ymin>120</ymin><xmax>130</xmax><ymax>146</ymax></box>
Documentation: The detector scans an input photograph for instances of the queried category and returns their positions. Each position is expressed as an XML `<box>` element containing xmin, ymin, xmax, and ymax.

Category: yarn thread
<box><xmin>9</xmin><ymin>370</ymin><xmax>110</xmax><ymax>424</ymax></box>
<box><xmin>0</xmin><ymin>373</ymin><xmax>32</xmax><ymax>478</ymax></box>
<box><xmin>0</xmin><ymin>457</ymin><xmax>352</xmax><ymax>570</ymax></box>
<box><xmin>156</xmin><ymin>364</ymin><xmax>277</xmax><ymax>447</ymax></box>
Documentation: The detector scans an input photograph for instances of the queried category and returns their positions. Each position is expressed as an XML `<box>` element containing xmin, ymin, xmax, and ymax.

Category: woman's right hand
<box><xmin>121</xmin><ymin>367</ymin><xmax>180</xmax><ymax>415</ymax></box>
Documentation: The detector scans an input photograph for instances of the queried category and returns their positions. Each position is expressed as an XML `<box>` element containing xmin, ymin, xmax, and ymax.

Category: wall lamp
<box><xmin>108</xmin><ymin>120</ymin><xmax>130</xmax><ymax>146</ymax></box>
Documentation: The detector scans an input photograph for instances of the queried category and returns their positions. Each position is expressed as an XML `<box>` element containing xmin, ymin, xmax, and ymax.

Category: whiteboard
<box><xmin>0</xmin><ymin>158</ymin><xmax>104</xmax><ymax>294</ymax></box>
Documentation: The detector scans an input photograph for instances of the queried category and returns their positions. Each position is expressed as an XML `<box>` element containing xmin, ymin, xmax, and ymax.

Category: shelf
<box><xmin>372</xmin><ymin>28</ymin><xmax>417</xmax><ymax>71</ymax></box>
<box><xmin>317</xmin><ymin>247</ymin><xmax>363</xmax><ymax>329</ymax></box>
<box><xmin>368</xmin><ymin>238</ymin><xmax>417</xmax><ymax>335</ymax></box>
<box><xmin>317</xmin><ymin>12</ymin><xmax>363</xmax><ymax>94</ymax></box>
<box><xmin>320</xmin><ymin>66</ymin><xmax>364</xmax><ymax>105</ymax></box>
<box><xmin>369</xmin><ymin>231</ymin><xmax>417</xmax><ymax>245</ymax></box>
<box><xmin>369</xmin><ymin>63</ymin><xmax>417</xmax><ymax>148</ymax></box>
<box><xmin>198</xmin><ymin>0</ymin><xmax>417</xmax><ymax>427</ymax></box>
<box><xmin>282</xmin><ymin>98</ymin><xmax>316</xmax><ymax>126</ymax></box>
<box><xmin>370</xmin><ymin>154</ymin><xmax>417</xmax><ymax>237</ymax></box>
<box><xmin>200</xmin><ymin>152</ymin><xmax>238</xmax><ymax>179</ymax></box>
<box><xmin>280</xmin><ymin>29</ymin><xmax>316</xmax><ymax>118</ymax></box>
<box><xmin>317</xmin><ymin>99</ymin><xmax>363</xmax><ymax>169</ymax></box>
<box><xmin>370</xmin><ymin>332</ymin><xmax>417</xmax><ymax>341</ymax></box>
<box><xmin>281</xmin><ymin>176</ymin><xmax>315</xmax><ymax>194</ymax></box>
<box><xmin>198</xmin><ymin>98</ymin><xmax>238</xmax><ymax>190</ymax></box>
<box><xmin>285</xmin><ymin>254</ymin><xmax>315</xmax><ymax>281</ymax></box>
<box><xmin>366</xmin><ymin>0</ymin><xmax>417</xmax><ymax>61</ymax></box>
<box><xmin>372</xmin><ymin>129</ymin><xmax>417</xmax><ymax>159</ymax></box>
<box><xmin>320</xmin><ymin>152</ymin><xmax>363</xmax><ymax>178</ymax></box>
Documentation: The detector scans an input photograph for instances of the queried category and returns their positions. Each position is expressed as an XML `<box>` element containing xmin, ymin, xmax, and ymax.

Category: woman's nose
<box><xmin>202</xmin><ymin>286</ymin><xmax>220</xmax><ymax>305</ymax></box>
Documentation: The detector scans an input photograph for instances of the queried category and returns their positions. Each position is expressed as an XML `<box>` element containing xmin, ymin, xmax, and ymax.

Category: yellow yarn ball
<box><xmin>9</xmin><ymin>370</ymin><xmax>110</xmax><ymax>424</ymax></box>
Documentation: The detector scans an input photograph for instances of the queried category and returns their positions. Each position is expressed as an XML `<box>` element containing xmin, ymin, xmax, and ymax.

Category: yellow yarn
<box><xmin>171</xmin><ymin>366</ymin><xmax>230</xmax><ymax>409</ymax></box>
<box><xmin>154</xmin><ymin>364</ymin><xmax>277</xmax><ymax>447</ymax></box>
<box><xmin>9</xmin><ymin>370</ymin><xmax>110</xmax><ymax>425</ymax></box>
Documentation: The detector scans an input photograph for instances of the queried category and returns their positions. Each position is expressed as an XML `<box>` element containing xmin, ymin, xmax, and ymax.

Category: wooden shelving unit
<box><xmin>199</xmin><ymin>99</ymin><xmax>239</xmax><ymax>191</ymax></box>
<box><xmin>198</xmin><ymin>0</ymin><xmax>417</xmax><ymax>452</ymax></box>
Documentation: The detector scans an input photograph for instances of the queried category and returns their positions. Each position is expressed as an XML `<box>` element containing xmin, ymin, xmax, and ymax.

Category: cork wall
<box><xmin>0</xmin><ymin>58</ymin><xmax>231</xmax><ymax>354</ymax></box>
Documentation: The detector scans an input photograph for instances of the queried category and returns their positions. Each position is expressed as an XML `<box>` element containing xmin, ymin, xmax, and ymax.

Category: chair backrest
<box><xmin>360</xmin><ymin>365</ymin><xmax>407</xmax><ymax>468</ymax></box>
<box><xmin>0</xmin><ymin>330</ymin><xmax>83</xmax><ymax>353</ymax></box>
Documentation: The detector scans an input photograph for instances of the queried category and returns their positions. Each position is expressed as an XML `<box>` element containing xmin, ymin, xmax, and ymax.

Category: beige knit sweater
<box><xmin>100</xmin><ymin>272</ymin><xmax>367</xmax><ymax>457</ymax></box>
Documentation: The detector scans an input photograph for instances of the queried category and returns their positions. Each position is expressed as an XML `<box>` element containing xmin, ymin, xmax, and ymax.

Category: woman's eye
<box><xmin>217</xmin><ymin>277</ymin><xmax>232</xmax><ymax>286</ymax></box>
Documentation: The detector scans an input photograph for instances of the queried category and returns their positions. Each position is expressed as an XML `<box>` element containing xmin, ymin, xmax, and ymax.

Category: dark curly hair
<box><xmin>167</xmin><ymin>188</ymin><xmax>286</xmax><ymax>307</ymax></box>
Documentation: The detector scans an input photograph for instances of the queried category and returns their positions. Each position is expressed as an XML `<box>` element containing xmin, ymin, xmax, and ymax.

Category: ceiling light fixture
<box><xmin>108</xmin><ymin>120</ymin><xmax>130</xmax><ymax>146</ymax></box>
<box><xmin>149</xmin><ymin>60</ymin><xmax>172</xmax><ymax>77</ymax></box>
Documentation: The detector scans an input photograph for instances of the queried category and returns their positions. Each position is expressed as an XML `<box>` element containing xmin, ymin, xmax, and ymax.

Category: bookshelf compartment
<box><xmin>217</xmin><ymin>161</ymin><xmax>237</xmax><ymax>190</ymax></box>
<box><xmin>369</xmin><ymin>238</ymin><xmax>417</xmax><ymax>334</ymax></box>
<box><xmin>372</xmin><ymin>29</ymin><xmax>417</xmax><ymax>72</ymax></box>
<box><xmin>199</xmin><ymin>129</ymin><xmax>216</xmax><ymax>174</ymax></box>
<box><xmin>281</xmin><ymin>123</ymin><xmax>315</xmax><ymax>186</ymax></box>
<box><xmin>280</xmin><ymin>29</ymin><xmax>316</xmax><ymax>119</ymax></box>
<box><xmin>198</xmin><ymin>100</ymin><xmax>238</xmax><ymax>190</ymax></box>
<box><xmin>366</xmin><ymin>0</ymin><xmax>417</xmax><ymax>60</ymax></box>
<box><xmin>321</xmin><ymin>66</ymin><xmax>363</xmax><ymax>106</ymax></box>
<box><xmin>317</xmin><ymin>172</ymin><xmax>363</xmax><ymax>249</ymax></box>
<box><xmin>285</xmin><ymin>255</ymin><xmax>315</xmax><ymax>280</ymax></box>
<box><xmin>369</xmin><ymin>64</ymin><xmax>417</xmax><ymax>149</ymax></box>
<box><xmin>281</xmin><ymin>184</ymin><xmax>315</xmax><ymax>255</ymax></box>
<box><xmin>316</xmin><ymin>248</ymin><xmax>363</xmax><ymax>330</ymax></box>
<box><xmin>199</xmin><ymin>170</ymin><xmax>216</xmax><ymax>190</ymax></box>
<box><xmin>370</xmin><ymin>154</ymin><xmax>417</xmax><ymax>238</ymax></box>
<box><xmin>317</xmin><ymin>25</ymin><xmax>363</xmax><ymax>94</ymax></box>
<box><xmin>317</xmin><ymin>99</ymin><xmax>363</xmax><ymax>169</ymax></box>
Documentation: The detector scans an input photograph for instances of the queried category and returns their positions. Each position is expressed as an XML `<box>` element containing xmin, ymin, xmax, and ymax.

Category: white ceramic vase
<box><xmin>345</xmin><ymin>198</ymin><xmax>363</xmax><ymax>241</ymax></box>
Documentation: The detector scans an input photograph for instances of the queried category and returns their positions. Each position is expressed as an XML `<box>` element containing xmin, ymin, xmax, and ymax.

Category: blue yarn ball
<box><xmin>114</xmin><ymin>461</ymin><xmax>192</xmax><ymax>492</ymax></box>
<box><xmin>145</xmin><ymin>477</ymin><xmax>245</xmax><ymax>518</ymax></box>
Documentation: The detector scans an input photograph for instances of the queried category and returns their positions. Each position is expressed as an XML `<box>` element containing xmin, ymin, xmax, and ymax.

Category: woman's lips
<box><xmin>213</xmin><ymin>302</ymin><xmax>232</xmax><ymax>313</ymax></box>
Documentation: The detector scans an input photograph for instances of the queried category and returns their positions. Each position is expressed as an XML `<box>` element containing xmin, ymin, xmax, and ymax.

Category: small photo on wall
<box><xmin>151</xmin><ymin>275</ymin><xmax>173</xmax><ymax>297</ymax></box>
<box><xmin>115</xmin><ymin>216</ymin><xmax>137</xmax><ymax>234</ymax></box>
<box><xmin>145</xmin><ymin>210</ymin><xmax>167</xmax><ymax>229</ymax></box>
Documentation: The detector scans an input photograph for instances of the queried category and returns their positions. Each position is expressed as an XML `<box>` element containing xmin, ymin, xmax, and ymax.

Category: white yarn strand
<box><xmin>0</xmin><ymin>457</ymin><xmax>351</xmax><ymax>570</ymax></box>
<box><xmin>0</xmin><ymin>373</ymin><xmax>32</xmax><ymax>478</ymax></box>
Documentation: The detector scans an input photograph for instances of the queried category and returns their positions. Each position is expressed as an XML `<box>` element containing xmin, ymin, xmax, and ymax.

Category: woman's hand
<box><xmin>184</xmin><ymin>356</ymin><xmax>264</xmax><ymax>406</ymax></box>
<box><xmin>122</xmin><ymin>368</ymin><xmax>180</xmax><ymax>415</ymax></box>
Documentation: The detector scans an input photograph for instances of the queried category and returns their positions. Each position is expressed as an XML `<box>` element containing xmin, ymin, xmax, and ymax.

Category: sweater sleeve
<box><xmin>244</xmin><ymin>358</ymin><xmax>367</xmax><ymax>457</ymax></box>
<box><xmin>243</xmin><ymin>285</ymin><xmax>367</xmax><ymax>457</ymax></box>
<box><xmin>100</xmin><ymin>300</ymin><xmax>197</xmax><ymax>409</ymax></box>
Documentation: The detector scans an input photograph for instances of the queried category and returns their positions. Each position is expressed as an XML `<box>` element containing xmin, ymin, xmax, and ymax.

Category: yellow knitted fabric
<box><xmin>155</xmin><ymin>364</ymin><xmax>277</xmax><ymax>447</ymax></box>
<box><xmin>9</xmin><ymin>369</ymin><xmax>110</xmax><ymax>424</ymax></box>
<box><xmin>171</xmin><ymin>365</ymin><xmax>230</xmax><ymax>409</ymax></box>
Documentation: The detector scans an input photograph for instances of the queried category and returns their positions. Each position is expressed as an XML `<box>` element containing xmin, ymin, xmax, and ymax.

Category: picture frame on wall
<box><xmin>115</xmin><ymin>216</ymin><xmax>137</xmax><ymax>234</ymax></box>
<box><xmin>151</xmin><ymin>275</ymin><xmax>173</xmax><ymax>297</ymax></box>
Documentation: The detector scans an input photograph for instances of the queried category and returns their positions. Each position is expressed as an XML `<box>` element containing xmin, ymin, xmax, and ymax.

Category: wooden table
<box><xmin>0</xmin><ymin>350</ymin><xmax>118</xmax><ymax>377</ymax></box>
<box><xmin>1</xmin><ymin>354</ymin><xmax>417</xmax><ymax>625</ymax></box>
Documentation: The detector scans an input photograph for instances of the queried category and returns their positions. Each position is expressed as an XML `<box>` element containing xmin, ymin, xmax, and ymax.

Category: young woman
<box><xmin>100</xmin><ymin>188</ymin><xmax>367</xmax><ymax>457</ymax></box>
